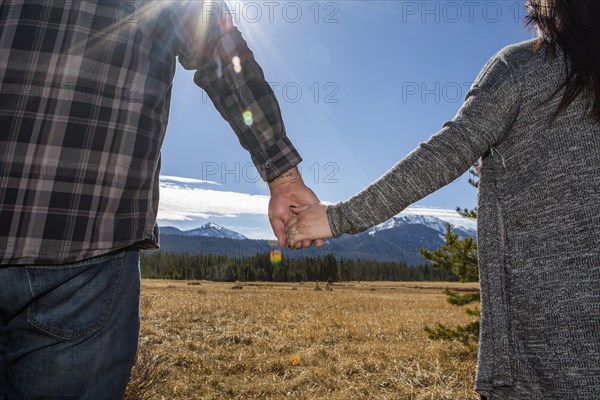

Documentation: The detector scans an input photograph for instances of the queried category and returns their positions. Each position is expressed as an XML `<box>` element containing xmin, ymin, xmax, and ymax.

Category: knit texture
<box><xmin>326</xmin><ymin>39</ymin><xmax>600</xmax><ymax>399</ymax></box>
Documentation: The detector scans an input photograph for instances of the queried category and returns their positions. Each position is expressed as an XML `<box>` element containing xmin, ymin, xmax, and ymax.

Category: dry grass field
<box><xmin>125</xmin><ymin>280</ymin><xmax>481</xmax><ymax>400</ymax></box>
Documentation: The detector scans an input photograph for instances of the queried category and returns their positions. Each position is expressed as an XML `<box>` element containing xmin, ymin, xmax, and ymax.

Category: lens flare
<box><xmin>270</xmin><ymin>250</ymin><xmax>282</xmax><ymax>265</ymax></box>
<box><xmin>242</xmin><ymin>110</ymin><xmax>253</xmax><ymax>126</ymax></box>
<box><xmin>232</xmin><ymin>56</ymin><xmax>242</xmax><ymax>73</ymax></box>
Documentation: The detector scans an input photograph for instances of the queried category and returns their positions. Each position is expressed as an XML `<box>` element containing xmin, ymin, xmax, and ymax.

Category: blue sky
<box><xmin>157</xmin><ymin>1</ymin><xmax>534</xmax><ymax>239</ymax></box>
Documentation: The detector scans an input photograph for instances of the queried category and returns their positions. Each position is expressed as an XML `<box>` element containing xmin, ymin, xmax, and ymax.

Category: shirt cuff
<box><xmin>326</xmin><ymin>203</ymin><xmax>347</xmax><ymax>238</ymax></box>
<box><xmin>251</xmin><ymin>136</ymin><xmax>302</xmax><ymax>181</ymax></box>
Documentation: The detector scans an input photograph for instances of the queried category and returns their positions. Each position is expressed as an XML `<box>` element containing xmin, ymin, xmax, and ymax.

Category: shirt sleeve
<box><xmin>170</xmin><ymin>1</ymin><xmax>301</xmax><ymax>181</ymax></box>
<box><xmin>326</xmin><ymin>51</ymin><xmax>522</xmax><ymax>237</ymax></box>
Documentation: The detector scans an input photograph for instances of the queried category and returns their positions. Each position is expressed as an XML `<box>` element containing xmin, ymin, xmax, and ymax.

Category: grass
<box><xmin>125</xmin><ymin>280</ymin><xmax>480</xmax><ymax>400</ymax></box>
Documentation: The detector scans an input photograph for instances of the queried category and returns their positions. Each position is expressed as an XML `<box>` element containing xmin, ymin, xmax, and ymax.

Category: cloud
<box><xmin>159</xmin><ymin>175</ymin><xmax>220</xmax><ymax>186</ymax></box>
<box><xmin>157</xmin><ymin>176</ymin><xmax>269</xmax><ymax>222</ymax></box>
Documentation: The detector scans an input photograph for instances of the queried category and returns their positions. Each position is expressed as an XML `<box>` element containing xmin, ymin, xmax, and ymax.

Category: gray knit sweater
<box><xmin>326</xmin><ymin>39</ymin><xmax>600</xmax><ymax>400</ymax></box>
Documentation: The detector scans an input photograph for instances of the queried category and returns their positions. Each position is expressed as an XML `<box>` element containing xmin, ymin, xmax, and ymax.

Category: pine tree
<box><xmin>420</xmin><ymin>161</ymin><xmax>481</xmax><ymax>345</ymax></box>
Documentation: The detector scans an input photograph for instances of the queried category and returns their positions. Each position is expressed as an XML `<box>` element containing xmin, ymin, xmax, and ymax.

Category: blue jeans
<box><xmin>0</xmin><ymin>248</ymin><xmax>141</xmax><ymax>400</ymax></box>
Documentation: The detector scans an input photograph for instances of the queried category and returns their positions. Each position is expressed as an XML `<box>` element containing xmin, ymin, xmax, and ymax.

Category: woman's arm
<box><xmin>327</xmin><ymin>54</ymin><xmax>521</xmax><ymax>237</ymax></box>
<box><xmin>286</xmin><ymin>50</ymin><xmax>522</xmax><ymax>244</ymax></box>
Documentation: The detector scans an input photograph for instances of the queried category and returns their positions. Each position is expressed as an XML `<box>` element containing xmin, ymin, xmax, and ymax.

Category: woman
<box><xmin>285</xmin><ymin>1</ymin><xmax>600</xmax><ymax>399</ymax></box>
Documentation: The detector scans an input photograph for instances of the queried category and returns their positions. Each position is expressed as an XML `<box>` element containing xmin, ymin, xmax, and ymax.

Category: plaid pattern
<box><xmin>0</xmin><ymin>1</ymin><xmax>302</xmax><ymax>265</ymax></box>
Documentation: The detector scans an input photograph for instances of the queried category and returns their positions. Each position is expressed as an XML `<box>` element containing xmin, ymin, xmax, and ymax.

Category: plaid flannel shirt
<box><xmin>0</xmin><ymin>0</ymin><xmax>302</xmax><ymax>265</ymax></box>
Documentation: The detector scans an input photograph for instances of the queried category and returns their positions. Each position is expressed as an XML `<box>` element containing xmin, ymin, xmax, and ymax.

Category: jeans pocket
<box><xmin>25</xmin><ymin>252</ymin><xmax>125</xmax><ymax>340</ymax></box>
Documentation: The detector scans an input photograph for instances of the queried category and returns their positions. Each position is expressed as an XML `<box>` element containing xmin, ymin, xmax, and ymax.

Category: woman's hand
<box><xmin>284</xmin><ymin>203</ymin><xmax>333</xmax><ymax>248</ymax></box>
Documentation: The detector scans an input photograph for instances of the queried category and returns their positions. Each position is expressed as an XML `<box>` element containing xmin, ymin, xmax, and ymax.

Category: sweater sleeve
<box><xmin>326</xmin><ymin>52</ymin><xmax>522</xmax><ymax>237</ymax></box>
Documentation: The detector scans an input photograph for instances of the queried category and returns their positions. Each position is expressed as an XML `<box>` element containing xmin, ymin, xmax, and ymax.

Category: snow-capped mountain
<box><xmin>368</xmin><ymin>214</ymin><xmax>476</xmax><ymax>239</ymax></box>
<box><xmin>160</xmin><ymin>223</ymin><xmax>247</xmax><ymax>240</ymax></box>
<box><xmin>158</xmin><ymin>215</ymin><xmax>477</xmax><ymax>264</ymax></box>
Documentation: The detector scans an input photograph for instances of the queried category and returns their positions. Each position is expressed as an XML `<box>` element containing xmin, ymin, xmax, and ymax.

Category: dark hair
<box><xmin>526</xmin><ymin>0</ymin><xmax>600</xmax><ymax>123</ymax></box>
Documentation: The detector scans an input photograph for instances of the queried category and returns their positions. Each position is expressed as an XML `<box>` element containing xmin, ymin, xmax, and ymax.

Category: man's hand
<box><xmin>268</xmin><ymin>167</ymin><xmax>324</xmax><ymax>248</ymax></box>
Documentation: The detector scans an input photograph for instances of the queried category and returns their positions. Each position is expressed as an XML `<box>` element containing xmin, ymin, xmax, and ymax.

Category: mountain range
<box><xmin>157</xmin><ymin>214</ymin><xmax>477</xmax><ymax>265</ymax></box>
<box><xmin>160</xmin><ymin>222</ymin><xmax>248</xmax><ymax>240</ymax></box>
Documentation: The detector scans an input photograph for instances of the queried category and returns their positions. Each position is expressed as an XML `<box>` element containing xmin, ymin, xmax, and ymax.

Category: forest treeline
<box><xmin>140</xmin><ymin>251</ymin><xmax>458</xmax><ymax>282</ymax></box>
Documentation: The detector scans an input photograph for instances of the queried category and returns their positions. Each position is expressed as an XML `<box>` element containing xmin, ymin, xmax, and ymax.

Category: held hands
<box><xmin>285</xmin><ymin>203</ymin><xmax>333</xmax><ymax>249</ymax></box>
<box><xmin>268</xmin><ymin>167</ymin><xmax>324</xmax><ymax>248</ymax></box>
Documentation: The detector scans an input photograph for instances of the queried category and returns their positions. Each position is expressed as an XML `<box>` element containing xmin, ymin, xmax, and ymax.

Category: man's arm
<box><xmin>171</xmin><ymin>1</ymin><xmax>320</xmax><ymax>246</ymax></box>
<box><xmin>173</xmin><ymin>1</ymin><xmax>300</xmax><ymax>181</ymax></box>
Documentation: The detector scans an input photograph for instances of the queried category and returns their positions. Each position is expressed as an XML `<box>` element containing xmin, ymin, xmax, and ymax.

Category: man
<box><xmin>0</xmin><ymin>1</ymin><xmax>319</xmax><ymax>398</ymax></box>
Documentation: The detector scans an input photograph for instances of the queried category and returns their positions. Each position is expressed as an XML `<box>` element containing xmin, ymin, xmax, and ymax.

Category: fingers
<box><xmin>285</xmin><ymin>228</ymin><xmax>313</xmax><ymax>249</ymax></box>
<box><xmin>289</xmin><ymin>234</ymin><xmax>306</xmax><ymax>249</ymax></box>
<box><xmin>285</xmin><ymin>225</ymin><xmax>299</xmax><ymax>246</ymax></box>
<box><xmin>287</xmin><ymin>205</ymin><xmax>310</xmax><ymax>247</ymax></box>
<box><xmin>289</xmin><ymin>211</ymin><xmax>313</xmax><ymax>248</ymax></box>
<box><xmin>284</xmin><ymin>205</ymin><xmax>327</xmax><ymax>248</ymax></box>
<box><xmin>285</xmin><ymin>219</ymin><xmax>303</xmax><ymax>248</ymax></box>
<box><xmin>285</xmin><ymin>215</ymin><xmax>298</xmax><ymax>231</ymax></box>
<box><xmin>288</xmin><ymin>236</ymin><xmax>318</xmax><ymax>249</ymax></box>
<box><xmin>270</xmin><ymin>217</ymin><xmax>287</xmax><ymax>247</ymax></box>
